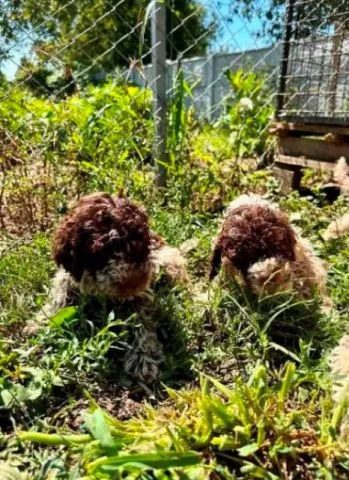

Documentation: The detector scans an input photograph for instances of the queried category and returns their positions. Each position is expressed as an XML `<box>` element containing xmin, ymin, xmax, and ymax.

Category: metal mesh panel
<box><xmin>0</xmin><ymin>0</ymin><xmax>284</xmax><ymax>203</ymax></box>
<box><xmin>277</xmin><ymin>0</ymin><xmax>349</xmax><ymax>124</ymax></box>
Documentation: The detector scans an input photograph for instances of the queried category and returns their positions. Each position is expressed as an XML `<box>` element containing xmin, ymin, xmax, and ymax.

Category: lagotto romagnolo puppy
<box><xmin>209</xmin><ymin>194</ymin><xmax>330</xmax><ymax>304</ymax></box>
<box><xmin>37</xmin><ymin>192</ymin><xmax>189</xmax><ymax>382</ymax></box>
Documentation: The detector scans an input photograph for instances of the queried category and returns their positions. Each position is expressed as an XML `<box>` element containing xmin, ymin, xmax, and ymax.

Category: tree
<box><xmin>0</xmin><ymin>0</ymin><xmax>216</xmax><ymax>77</ymax></box>
<box><xmin>15</xmin><ymin>59</ymin><xmax>78</xmax><ymax>97</ymax></box>
<box><xmin>225</xmin><ymin>0</ymin><xmax>349</xmax><ymax>42</ymax></box>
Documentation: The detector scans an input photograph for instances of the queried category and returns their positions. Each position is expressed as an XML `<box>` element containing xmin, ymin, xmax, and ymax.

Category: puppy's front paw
<box><xmin>124</xmin><ymin>326</ymin><xmax>163</xmax><ymax>383</ymax></box>
<box><xmin>125</xmin><ymin>353</ymin><xmax>161</xmax><ymax>383</ymax></box>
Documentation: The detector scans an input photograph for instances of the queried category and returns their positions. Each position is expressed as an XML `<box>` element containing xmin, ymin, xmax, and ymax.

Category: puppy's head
<box><xmin>53</xmin><ymin>192</ymin><xmax>152</xmax><ymax>296</ymax></box>
<box><xmin>247</xmin><ymin>257</ymin><xmax>294</xmax><ymax>296</ymax></box>
<box><xmin>210</xmin><ymin>201</ymin><xmax>297</xmax><ymax>281</ymax></box>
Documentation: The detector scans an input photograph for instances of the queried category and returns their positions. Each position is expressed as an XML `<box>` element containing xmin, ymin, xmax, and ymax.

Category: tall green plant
<box><xmin>220</xmin><ymin>69</ymin><xmax>275</xmax><ymax>158</ymax></box>
<box><xmin>19</xmin><ymin>366</ymin><xmax>349</xmax><ymax>478</ymax></box>
<box><xmin>167</xmin><ymin>67</ymin><xmax>195</xmax><ymax>153</ymax></box>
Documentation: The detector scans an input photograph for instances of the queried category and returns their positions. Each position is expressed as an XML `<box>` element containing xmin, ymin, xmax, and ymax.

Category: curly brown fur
<box><xmin>53</xmin><ymin>192</ymin><xmax>152</xmax><ymax>296</ymax></box>
<box><xmin>210</xmin><ymin>198</ymin><xmax>296</xmax><ymax>280</ymax></box>
<box><xmin>210</xmin><ymin>195</ymin><xmax>329</xmax><ymax>302</ymax></box>
<box><xmin>36</xmin><ymin>192</ymin><xmax>189</xmax><ymax>382</ymax></box>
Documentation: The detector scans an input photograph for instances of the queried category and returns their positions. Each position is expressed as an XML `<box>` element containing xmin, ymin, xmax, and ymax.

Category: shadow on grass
<box><xmin>0</xmin><ymin>281</ymin><xmax>193</xmax><ymax>426</ymax></box>
<box><xmin>191</xmin><ymin>279</ymin><xmax>341</xmax><ymax>376</ymax></box>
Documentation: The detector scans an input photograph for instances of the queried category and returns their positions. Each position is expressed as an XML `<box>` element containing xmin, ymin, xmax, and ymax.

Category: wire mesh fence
<box><xmin>0</xmin><ymin>1</ymin><xmax>283</xmax><ymax>134</ymax></box>
<box><xmin>0</xmin><ymin>0</ymin><xmax>285</xmax><ymax>232</ymax></box>
<box><xmin>276</xmin><ymin>0</ymin><xmax>349</xmax><ymax>124</ymax></box>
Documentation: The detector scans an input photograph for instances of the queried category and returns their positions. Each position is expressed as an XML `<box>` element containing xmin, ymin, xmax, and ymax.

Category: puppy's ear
<box><xmin>209</xmin><ymin>244</ymin><xmax>222</xmax><ymax>281</ymax></box>
<box><xmin>52</xmin><ymin>221</ymin><xmax>82</xmax><ymax>280</ymax></box>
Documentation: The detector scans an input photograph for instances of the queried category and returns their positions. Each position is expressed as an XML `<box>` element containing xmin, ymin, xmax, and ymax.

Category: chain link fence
<box><xmin>0</xmin><ymin>0</ymin><xmax>284</xmax><ymax>232</ymax></box>
<box><xmin>276</xmin><ymin>0</ymin><xmax>349</xmax><ymax>125</ymax></box>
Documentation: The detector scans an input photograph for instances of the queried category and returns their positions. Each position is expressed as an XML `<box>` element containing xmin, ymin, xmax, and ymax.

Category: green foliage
<box><xmin>218</xmin><ymin>69</ymin><xmax>275</xmax><ymax>158</ymax></box>
<box><xmin>1</xmin><ymin>0</ymin><xmax>214</xmax><ymax>79</ymax></box>
<box><xmin>1</xmin><ymin>69</ymin><xmax>276</xmax><ymax>229</ymax></box>
<box><xmin>0</xmin><ymin>234</ymin><xmax>51</xmax><ymax>325</ymax></box>
<box><xmin>19</xmin><ymin>367</ymin><xmax>349</xmax><ymax>478</ymax></box>
<box><xmin>0</xmin><ymin>82</ymin><xmax>153</xmax><ymax>233</ymax></box>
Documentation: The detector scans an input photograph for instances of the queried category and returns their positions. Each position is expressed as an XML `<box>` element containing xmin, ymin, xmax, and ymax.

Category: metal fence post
<box><xmin>207</xmin><ymin>55</ymin><xmax>215</xmax><ymax>120</ymax></box>
<box><xmin>151</xmin><ymin>0</ymin><xmax>167</xmax><ymax>187</ymax></box>
<box><xmin>276</xmin><ymin>0</ymin><xmax>295</xmax><ymax>118</ymax></box>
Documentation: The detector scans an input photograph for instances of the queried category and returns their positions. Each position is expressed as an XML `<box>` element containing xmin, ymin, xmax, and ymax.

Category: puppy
<box><xmin>210</xmin><ymin>194</ymin><xmax>329</xmax><ymax>303</ymax></box>
<box><xmin>37</xmin><ymin>192</ymin><xmax>188</xmax><ymax>382</ymax></box>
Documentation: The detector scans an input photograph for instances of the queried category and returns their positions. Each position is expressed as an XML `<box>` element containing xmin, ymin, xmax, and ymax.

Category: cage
<box><xmin>273</xmin><ymin>0</ymin><xmax>349</xmax><ymax>191</ymax></box>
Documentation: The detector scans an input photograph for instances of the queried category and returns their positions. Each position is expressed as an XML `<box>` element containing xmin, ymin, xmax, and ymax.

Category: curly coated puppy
<box><xmin>38</xmin><ymin>192</ymin><xmax>189</xmax><ymax>382</ymax></box>
<box><xmin>210</xmin><ymin>194</ymin><xmax>329</xmax><ymax>304</ymax></box>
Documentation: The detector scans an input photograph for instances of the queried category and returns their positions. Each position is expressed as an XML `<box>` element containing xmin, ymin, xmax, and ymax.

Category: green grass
<box><xmin>16</xmin><ymin>366</ymin><xmax>349</xmax><ymax>479</ymax></box>
<box><xmin>1</xmin><ymin>77</ymin><xmax>349</xmax><ymax>478</ymax></box>
<box><xmin>1</xmin><ymin>185</ymin><xmax>349</xmax><ymax>478</ymax></box>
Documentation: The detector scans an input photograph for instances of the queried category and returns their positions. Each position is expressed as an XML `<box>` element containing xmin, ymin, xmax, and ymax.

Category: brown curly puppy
<box><xmin>38</xmin><ymin>192</ymin><xmax>188</xmax><ymax>382</ymax></box>
<box><xmin>210</xmin><ymin>194</ymin><xmax>329</xmax><ymax>303</ymax></box>
<box><xmin>53</xmin><ymin>192</ymin><xmax>153</xmax><ymax>299</ymax></box>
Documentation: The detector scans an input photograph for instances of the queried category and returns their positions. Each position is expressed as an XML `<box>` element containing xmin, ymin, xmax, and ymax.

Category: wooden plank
<box><xmin>278</xmin><ymin>136</ymin><xmax>349</xmax><ymax>162</ymax></box>
<box><xmin>273</xmin><ymin>165</ymin><xmax>302</xmax><ymax>194</ymax></box>
<box><xmin>276</xmin><ymin>154</ymin><xmax>336</xmax><ymax>171</ymax></box>
<box><xmin>271</xmin><ymin>122</ymin><xmax>349</xmax><ymax>137</ymax></box>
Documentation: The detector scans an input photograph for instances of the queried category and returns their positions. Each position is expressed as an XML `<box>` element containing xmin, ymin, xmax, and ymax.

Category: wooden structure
<box><xmin>273</xmin><ymin>0</ymin><xmax>349</xmax><ymax>191</ymax></box>
<box><xmin>272</xmin><ymin>122</ymin><xmax>349</xmax><ymax>192</ymax></box>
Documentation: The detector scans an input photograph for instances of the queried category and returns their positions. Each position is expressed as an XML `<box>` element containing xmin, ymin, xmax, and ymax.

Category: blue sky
<box><xmin>209</xmin><ymin>1</ymin><xmax>273</xmax><ymax>53</ymax></box>
<box><xmin>1</xmin><ymin>1</ymin><xmax>275</xmax><ymax>79</ymax></box>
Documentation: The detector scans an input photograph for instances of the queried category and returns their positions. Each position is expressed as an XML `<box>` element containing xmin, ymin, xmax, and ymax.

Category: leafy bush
<box><xmin>218</xmin><ymin>69</ymin><xmax>275</xmax><ymax>158</ymax></box>
<box><xmin>0</xmin><ymin>82</ymin><xmax>153</xmax><ymax>233</ymax></box>
<box><xmin>0</xmin><ymin>69</ymin><xmax>276</xmax><ymax>227</ymax></box>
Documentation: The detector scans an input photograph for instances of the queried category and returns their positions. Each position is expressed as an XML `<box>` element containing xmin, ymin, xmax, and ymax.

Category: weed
<box><xmin>1</xmin><ymin>71</ymin><xmax>349</xmax><ymax>478</ymax></box>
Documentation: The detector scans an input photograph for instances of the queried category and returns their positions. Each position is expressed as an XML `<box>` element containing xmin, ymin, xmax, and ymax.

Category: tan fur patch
<box><xmin>323</xmin><ymin>213</ymin><xmax>349</xmax><ymax>241</ymax></box>
<box><xmin>151</xmin><ymin>245</ymin><xmax>189</xmax><ymax>285</ymax></box>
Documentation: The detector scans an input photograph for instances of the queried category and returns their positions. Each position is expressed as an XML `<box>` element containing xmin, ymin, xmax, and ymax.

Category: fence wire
<box><xmin>0</xmin><ymin>1</ymin><xmax>283</xmax><ymax>125</ymax></box>
<box><xmin>0</xmin><ymin>0</ymin><xmax>285</xmax><ymax>233</ymax></box>
<box><xmin>277</xmin><ymin>0</ymin><xmax>349</xmax><ymax>124</ymax></box>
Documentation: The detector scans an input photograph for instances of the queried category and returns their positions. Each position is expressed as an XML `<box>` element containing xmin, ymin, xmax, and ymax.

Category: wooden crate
<box><xmin>271</xmin><ymin>122</ymin><xmax>349</xmax><ymax>193</ymax></box>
